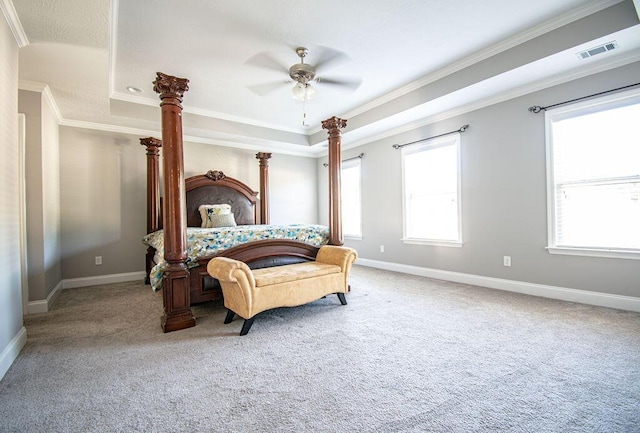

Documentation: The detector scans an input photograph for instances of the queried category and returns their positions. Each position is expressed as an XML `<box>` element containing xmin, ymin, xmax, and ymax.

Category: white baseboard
<box><xmin>62</xmin><ymin>271</ymin><xmax>146</xmax><ymax>289</ymax></box>
<box><xmin>0</xmin><ymin>327</ymin><xmax>27</xmax><ymax>381</ymax></box>
<box><xmin>26</xmin><ymin>272</ymin><xmax>146</xmax><ymax>314</ymax></box>
<box><xmin>27</xmin><ymin>280</ymin><xmax>63</xmax><ymax>314</ymax></box>
<box><xmin>356</xmin><ymin>258</ymin><xmax>640</xmax><ymax>313</ymax></box>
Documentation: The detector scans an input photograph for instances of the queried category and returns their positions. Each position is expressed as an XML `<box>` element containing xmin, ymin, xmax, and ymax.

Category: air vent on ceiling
<box><xmin>576</xmin><ymin>41</ymin><xmax>618</xmax><ymax>59</ymax></box>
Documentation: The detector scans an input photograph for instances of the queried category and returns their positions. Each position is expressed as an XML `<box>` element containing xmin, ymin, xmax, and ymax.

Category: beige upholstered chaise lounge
<box><xmin>207</xmin><ymin>245</ymin><xmax>357</xmax><ymax>335</ymax></box>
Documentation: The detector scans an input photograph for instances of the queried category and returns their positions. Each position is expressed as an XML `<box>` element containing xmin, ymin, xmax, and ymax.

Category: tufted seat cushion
<box><xmin>252</xmin><ymin>262</ymin><xmax>341</xmax><ymax>286</ymax></box>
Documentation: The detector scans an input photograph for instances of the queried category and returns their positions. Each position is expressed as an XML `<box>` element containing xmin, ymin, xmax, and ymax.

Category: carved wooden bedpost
<box><xmin>256</xmin><ymin>152</ymin><xmax>272</xmax><ymax>224</ymax></box>
<box><xmin>140</xmin><ymin>137</ymin><xmax>162</xmax><ymax>284</ymax></box>
<box><xmin>322</xmin><ymin>116</ymin><xmax>347</xmax><ymax>246</ymax></box>
<box><xmin>153</xmin><ymin>72</ymin><xmax>196</xmax><ymax>332</ymax></box>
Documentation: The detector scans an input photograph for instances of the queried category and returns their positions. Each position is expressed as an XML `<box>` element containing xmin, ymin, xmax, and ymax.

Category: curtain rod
<box><xmin>528</xmin><ymin>82</ymin><xmax>640</xmax><ymax>113</ymax></box>
<box><xmin>392</xmin><ymin>125</ymin><xmax>469</xmax><ymax>149</ymax></box>
<box><xmin>323</xmin><ymin>153</ymin><xmax>364</xmax><ymax>167</ymax></box>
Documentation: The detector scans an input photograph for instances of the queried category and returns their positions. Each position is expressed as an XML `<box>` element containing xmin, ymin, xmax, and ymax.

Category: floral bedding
<box><xmin>142</xmin><ymin>224</ymin><xmax>330</xmax><ymax>290</ymax></box>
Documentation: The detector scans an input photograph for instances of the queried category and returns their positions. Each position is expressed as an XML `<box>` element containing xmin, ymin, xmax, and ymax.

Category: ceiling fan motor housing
<box><xmin>289</xmin><ymin>63</ymin><xmax>316</xmax><ymax>84</ymax></box>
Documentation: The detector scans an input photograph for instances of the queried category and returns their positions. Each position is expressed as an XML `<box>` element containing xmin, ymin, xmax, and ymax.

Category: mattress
<box><xmin>142</xmin><ymin>224</ymin><xmax>330</xmax><ymax>290</ymax></box>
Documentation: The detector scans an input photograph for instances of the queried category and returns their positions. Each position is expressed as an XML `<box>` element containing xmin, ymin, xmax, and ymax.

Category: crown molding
<box><xmin>18</xmin><ymin>80</ymin><xmax>63</xmax><ymax>123</ymax></box>
<box><xmin>110</xmin><ymin>91</ymin><xmax>310</xmax><ymax>136</ymax></box>
<box><xmin>17</xmin><ymin>80</ymin><xmax>45</xmax><ymax>92</ymax></box>
<box><xmin>58</xmin><ymin>118</ymin><xmax>319</xmax><ymax>158</ymax></box>
<box><xmin>59</xmin><ymin>118</ymin><xmax>159</xmax><ymax>137</ymax></box>
<box><xmin>342</xmin><ymin>49</ymin><xmax>640</xmax><ymax>151</ymax></box>
<box><xmin>0</xmin><ymin>0</ymin><xmax>28</xmax><ymax>47</ymax></box>
<box><xmin>42</xmin><ymin>85</ymin><xmax>62</xmax><ymax>123</ymax></box>
<box><xmin>22</xmin><ymin>45</ymin><xmax>640</xmax><ymax>161</ymax></box>
<box><xmin>19</xmin><ymin>79</ymin><xmax>319</xmax><ymax>156</ymax></box>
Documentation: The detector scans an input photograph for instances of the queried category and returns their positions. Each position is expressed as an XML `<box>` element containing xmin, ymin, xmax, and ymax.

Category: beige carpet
<box><xmin>1</xmin><ymin>265</ymin><xmax>639</xmax><ymax>432</ymax></box>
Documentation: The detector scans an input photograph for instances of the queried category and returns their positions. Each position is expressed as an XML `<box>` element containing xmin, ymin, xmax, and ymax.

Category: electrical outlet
<box><xmin>380</xmin><ymin>245</ymin><xmax>385</xmax><ymax>253</ymax></box>
<box><xmin>503</xmin><ymin>256</ymin><xmax>511</xmax><ymax>267</ymax></box>
<box><xmin>95</xmin><ymin>256</ymin><xmax>102</xmax><ymax>265</ymax></box>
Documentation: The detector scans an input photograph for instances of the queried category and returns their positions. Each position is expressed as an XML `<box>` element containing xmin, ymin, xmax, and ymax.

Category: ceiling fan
<box><xmin>247</xmin><ymin>46</ymin><xmax>362</xmax><ymax>101</ymax></box>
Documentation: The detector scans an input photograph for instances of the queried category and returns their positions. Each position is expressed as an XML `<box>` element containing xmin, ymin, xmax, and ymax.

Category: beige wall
<box><xmin>319</xmin><ymin>61</ymin><xmax>640</xmax><ymax>299</ymax></box>
<box><xmin>59</xmin><ymin>128</ymin><xmax>147</xmax><ymax>279</ymax></box>
<box><xmin>18</xmin><ymin>89</ymin><xmax>61</xmax><ymax>302</ymax></box>
<box><xmin>268</xmin><ymin>153</ymin><xmax>318</xmax><ymax>225</ymax></box>
<box><xmin>59</xmin><ymin>128</ymin><xmax>319</xmax><ymax>280</ymax></box>
<box><xmin>0</xmin><ymin>8</ymin><xmax>25</xmax><ymax>378</ymax></box>
<box><xmin>183</xmin><ymin>142</ymin><xmax>318</xmax><ymax>225</ymax></box>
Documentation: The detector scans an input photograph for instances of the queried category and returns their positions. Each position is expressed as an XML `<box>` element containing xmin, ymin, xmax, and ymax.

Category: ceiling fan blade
<box><xmin>316</xmin><ymin>77</ymin><xmax>362</xmax><ymax>91</ymax></box>
<box><xmin>247</xmin><ymin>81</ymin><xmax>288</xmax><ymax>96</ymax></box>
<box><xmin>313</xmin><ymin>46</ymin><xmax>350</xmax><ymax>73</ymax></box>
<box><xmin>245</xmin><ymin>52</ymin><xmax>289</xmax><ymax>73</ymax></box>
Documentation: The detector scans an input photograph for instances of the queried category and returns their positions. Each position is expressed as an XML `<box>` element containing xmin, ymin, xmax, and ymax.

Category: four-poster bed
<box><xmin>149</xmin><ymin>72</ymin><xmax>348</xmax><ymax>332</ymax></box>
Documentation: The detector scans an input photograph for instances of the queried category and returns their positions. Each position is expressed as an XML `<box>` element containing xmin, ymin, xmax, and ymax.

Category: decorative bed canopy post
<box><xmin>256</xmin><ymin>152</ymin><xmax>272</xmax><ymax>224</ymax></box>
<box><xmin>321</xmin><ymin>116</ymin><xmax>347</xmax><ymax>246</ymax></box>
<box><xmin>140</xmin><ymin>137</ymin><xmax>162</xmax><ymax>234</ymax></box>
<box><xmin>140</xmin><ymin>136</ymin><xmax>162</xmax><ymax>284</ymax></box>
<box><xmin>153</xmin><ymin>72</ymin><xmax>196</xmax><ymax>332</ymax></box>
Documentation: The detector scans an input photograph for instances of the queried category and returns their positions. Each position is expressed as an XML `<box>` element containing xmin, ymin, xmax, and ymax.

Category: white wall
<box><xmin>0</xmin><ymin>6</ymin><xmax>26</xmax><ymax>380</ymax></box>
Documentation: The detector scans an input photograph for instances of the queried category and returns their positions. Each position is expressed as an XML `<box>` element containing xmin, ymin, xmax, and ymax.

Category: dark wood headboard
<box><xmin>142</xmin><ymin>136</ymin><xmax>270</xmax><ymax>234</ymax></box>
<box><xmin>184</xmin><ymin>170</ymin><xmax>260</xmax><ymax>227</ymax></box>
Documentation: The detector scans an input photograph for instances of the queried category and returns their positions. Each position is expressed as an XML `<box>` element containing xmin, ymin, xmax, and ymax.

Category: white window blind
<box><xmin>341</xmin><ymin>158</ymin><xmax>362</xmax><ymax>238</ymax></box>
<box><xmin>546</xmin><ymin>88</ymin><xmax>640</xmax><ymax>258</ymax></box>
<box><xmin>402</xmin><ymin>134</ymin><xmax>462</xmax><ymax>246</ymax></box>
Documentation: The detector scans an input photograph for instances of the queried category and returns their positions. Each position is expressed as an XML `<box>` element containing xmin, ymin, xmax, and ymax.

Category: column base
<box><xmin>161</xmin><ymin>311</ymin><xmax>196</xmax><ymax>333</ymax></box>
<box><xmin>161</xmin><ymin>262</ymin><xmax>195</xmax><ymax>333</ymax></box>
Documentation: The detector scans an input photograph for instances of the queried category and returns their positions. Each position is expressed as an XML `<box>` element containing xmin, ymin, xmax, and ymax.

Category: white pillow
<box><xmin>198</xmin><ymin>204</ymin><xmax>231</xmax><ymax>228</ymax></box>
<box><xmin>208</xmin><ymin>213</ymin><xmax>237</xmax><ymax>228</ymax></box>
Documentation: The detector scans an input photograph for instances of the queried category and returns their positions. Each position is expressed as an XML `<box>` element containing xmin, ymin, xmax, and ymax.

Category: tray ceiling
<box><xmin>12</xmin><ymin>0</ymin><xmax>640</xmax><ymax>155</ymax></box>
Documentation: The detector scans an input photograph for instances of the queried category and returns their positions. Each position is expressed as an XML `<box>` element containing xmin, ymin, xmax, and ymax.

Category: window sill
<box><xmin>402</xmin><ymin>238</ymin><xmax>464</xmax><ymax>248</ymax></box>
<box><xmin>344</xmin><ymin>235</ymin><xmax>362</xmax><ymax>241</ymax></box>
<box><xmin>547</xmin><ymin>246</ymin><xmax>640</xmax><ymax>260</ymax></box>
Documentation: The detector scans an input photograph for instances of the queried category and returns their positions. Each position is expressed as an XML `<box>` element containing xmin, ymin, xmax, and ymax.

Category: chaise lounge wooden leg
<box><xmin>224</xmin><ymin>309</ymin><xmax>235</xmax><ymax>324</ymax></box>
<box><xmin>240</xmin><ymin>318</ymin><xmax>255</xmax><ymax>336</ymax></box>
<box><xmin>337</xmin><ymin>293</ymin><xmax>347</xmax><ymax>305</ymax></box>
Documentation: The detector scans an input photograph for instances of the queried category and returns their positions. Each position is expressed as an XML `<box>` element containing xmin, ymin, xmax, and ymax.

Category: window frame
<box><xmin>545</xmin><ymin>87</ymin><xmax>640</xmax><ymax>260</ymax></box>
<box><xmin>401</xmin><ymin>133</ymin><xmax>463</xmax><ymax>247</ymax></box>
<box><xmin>341</xmin><ymin>157</ymin><xmax>363</xmax><ymax>240</ymax></box>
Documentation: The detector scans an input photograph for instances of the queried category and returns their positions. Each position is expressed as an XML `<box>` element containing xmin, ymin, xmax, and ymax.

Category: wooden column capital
<box><xmin>153</xmin><ymin>72</ymin><xmax>189</xmax><ymax>107</ymax></box>
<box><xmin>321</xmin><ymin>116</ymin><xmax>348</xmax><ymax>137</ymax></box>
<box><xmin>140</xmin><ymin>136</ymin><xmax>162</xmax><ymax>153</ymax></box>
<box><xmin>322</xmin><ymin>116</ymin><xmax>347</xmax><ymax>246</ymax></box>
<box><xmin>256</xmin><ymin>152</ymin><xmax>272</xmax><ymax>166</ymax></box>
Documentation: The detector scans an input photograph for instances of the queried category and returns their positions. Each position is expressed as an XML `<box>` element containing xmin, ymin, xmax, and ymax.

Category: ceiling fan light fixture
<box><xmin>292</xmin><ymin>82</ymin><xmax>317</xmax><ymax>101</ymax></box>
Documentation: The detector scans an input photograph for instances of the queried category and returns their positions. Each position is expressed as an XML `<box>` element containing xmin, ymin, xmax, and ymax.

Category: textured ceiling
<box><xmin>12</xmin><ymin>0</ymin><xmax>640</xmax><ymax>155</ymax></box>
<box><xmin>13</xmin><ymin>0</ymin><xmax>108</xmax><ymax>47</ymax></box>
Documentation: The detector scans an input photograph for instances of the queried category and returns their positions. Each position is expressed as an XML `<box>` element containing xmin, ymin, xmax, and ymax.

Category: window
<box><xmin>401</xmin><ymin>133</ymin><xmax>462</xmax><ymax>246</ymax></box>
<box><xmin>546</xmin><ymin>88</ymin><xmax>640</xmax><ymax>259</ymax></box>
<box><xmin>341</xmin><ymin>158</ymin><xmax>362</xmax><ymax>238</ymax></box>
